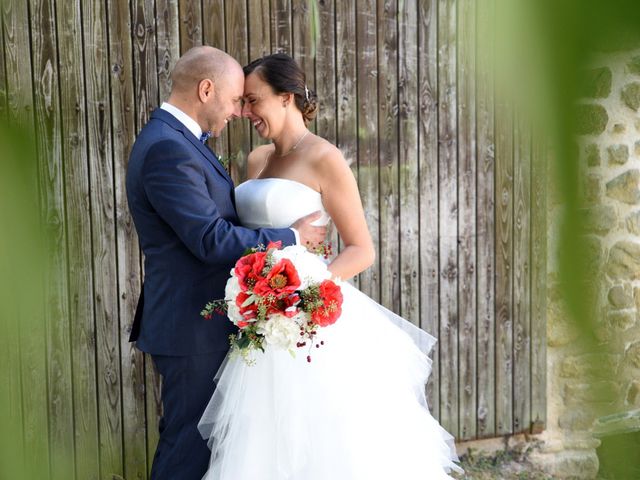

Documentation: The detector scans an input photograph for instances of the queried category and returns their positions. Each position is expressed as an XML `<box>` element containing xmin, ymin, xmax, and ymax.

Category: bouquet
<box><xmin>201</xmin><ymin>241</ymin><xmax>342</xmax><ymax>364</ymax></box>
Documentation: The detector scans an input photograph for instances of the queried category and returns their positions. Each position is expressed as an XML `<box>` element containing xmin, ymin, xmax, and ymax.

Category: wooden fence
<box><xmin>1</xmin><ymin>0</ymin><xmax>546</xmax><ymax>478</ymax></box>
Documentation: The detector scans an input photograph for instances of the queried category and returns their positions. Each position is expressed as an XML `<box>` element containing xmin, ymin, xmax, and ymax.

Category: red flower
<box><xmin>237</xmin><ymin>320</ymin><xmax>249</xmax><ymax>328</ymax></box>
<box><xmin>266</xmin><ymin>240</ymin><xmax>282</xmax><ymax>250</ymax></box>
<box><xmin>237</xmin><ymin>291</ymin><xmax>258</xmax><ymax>320</ymax></box>
<box><xmin>253</xmin><ymin>259</ymin><xmax>301</xmax><ymax>298</ymax></box>
<box><xmin>234</xmin><ymin>251</ymin><xmax>267</xmax><ymax>290</ymax></box>
<box><xmin>310</xmin><ymin>280</ymin><xmax>343</xmax><ymax>327</ymax></box>
<box><xmin>267</xmin><ymin>293</ymin><xmax>301</xmax><ymax>318</ymax></box>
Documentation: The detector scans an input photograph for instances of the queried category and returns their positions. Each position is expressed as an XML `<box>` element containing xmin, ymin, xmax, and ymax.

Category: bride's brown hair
<box><xmin>243</xmin><ymin>53</ymin><xmax>318</xmax><ymax>125</ymax></box>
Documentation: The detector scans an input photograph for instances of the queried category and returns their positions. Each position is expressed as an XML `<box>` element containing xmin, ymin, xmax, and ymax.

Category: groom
<box><xmin>126</xmin><ymin>46</ymin><xmax>326</xmax><ymax>479</ymax></box>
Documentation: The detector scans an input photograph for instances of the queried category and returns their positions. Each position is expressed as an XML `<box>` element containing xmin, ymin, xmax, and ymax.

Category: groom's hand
<box><xmin>291</xmin><ymin>211</ymin><xmax>327</xmax><ymax>249</ymax></box>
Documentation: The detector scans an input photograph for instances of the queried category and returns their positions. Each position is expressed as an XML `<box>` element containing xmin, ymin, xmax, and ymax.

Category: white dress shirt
<box><xmin>159</xmin><ymin>102</ymin><xmax>301</xmax><ymax>244</ymax></box>
<box><xmin>161</xmin><ymin>102</ymin><xmax>204</xmax><ymax>140</ymax></box>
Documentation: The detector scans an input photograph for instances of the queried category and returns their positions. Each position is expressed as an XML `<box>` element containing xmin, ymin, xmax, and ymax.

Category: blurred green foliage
<box><xmin>3</xmin><ymin>1</ymin><xmax>640</xmax><ymax>478</ymax></box>
<box><xmin>0</xmin><ymin>119</ymin><xmax>49</xmax><ymax>477</ymax></box>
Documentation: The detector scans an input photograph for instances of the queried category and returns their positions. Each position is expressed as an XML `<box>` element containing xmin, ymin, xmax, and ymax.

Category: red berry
<box><xmin>307</xmin><ymin>355</ymin><xmax>312</xmax><ymax>363</ymax></box>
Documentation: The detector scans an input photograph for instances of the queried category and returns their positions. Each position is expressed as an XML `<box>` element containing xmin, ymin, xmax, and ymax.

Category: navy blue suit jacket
<box><xmin>126</xmin><ymin>108</ymin><xmax>295</xmax><ymax>355</ymax></box>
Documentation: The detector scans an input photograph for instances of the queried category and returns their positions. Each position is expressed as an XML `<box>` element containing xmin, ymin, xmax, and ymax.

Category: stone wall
<box><xmin>533</xmin><ymin>50</ymin><xmax>640</xmax><ymax>479</ymax></box>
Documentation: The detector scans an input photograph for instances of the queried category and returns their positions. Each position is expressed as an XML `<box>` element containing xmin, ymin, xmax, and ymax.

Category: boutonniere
<box><xmin>217</xmin><ymin>152</ymin><xmax>237</xmax><ymax>175</ymax></box>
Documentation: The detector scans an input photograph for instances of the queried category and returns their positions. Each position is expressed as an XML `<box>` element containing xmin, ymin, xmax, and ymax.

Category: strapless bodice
<box><xmin>235</xmin><ymin>178</ymin><xmax>330</xmax><ymax>229</ymax></box>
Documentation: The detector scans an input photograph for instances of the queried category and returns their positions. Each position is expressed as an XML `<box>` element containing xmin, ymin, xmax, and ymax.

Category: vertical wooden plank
<box><xmin>315</xmin><ymin>0</ymin><xmax>340</xmax><ymax>260</ymax></box>
<box><xmin>437</xmin><ymin>0</ymin><xmax>459</xmax><ymax>435</ymax></box>
<box><xmin>178</xmin><ymin>0</ymin><xmax>202</xmax><ymax>52</ymax></box>
<box><xmin>378</xmin><ymin>0</ymin><xmax>400</xmax><ymax>313</ymax></box>
<box><xmin>418</xmin><ymin>0</ymin><xmax>439</xmax><ymax>417</ymax></box>
<box><xmin>225</xmin><ymin>0</ymin><xmax>250</xmax><ymax>182</ymax></box>
<box><xmin>131</xmin><ymin>0</ymin><xmax>162</xmax><ymax>470</ymax></box>
<box><xmin>202</xmin><ymin>0</ymin><xmax>226</xmax><ymax>50</ymax></box>
<box><xmin>530</xmin><ymin>133</ymin><xmax>547</xmax><ymax>431</ymax></box>
<box><xmin>30</xmin><ymin>0</ymin><xmax>75</xmax><ymax>477</ymax></box>
<box><xmin>356</xmin><ymin>0</ymin><xmax>379</xmax><ymax>301</ymax></box>
<box><xmin>83</xmin><ymin>0</ymin><xmax>124</xmax><ymax>477</ymax></box>
<box><xmin>109</xmin><ymin>0</ymin><xmax>147</xmax><ymax>476</ymax></box>
<box><xmin>513</xmin><ymin>109</ymin><xmax>531</xmax><ymax>434</ymax></box>
<box><xmin>399</xmin><ymin>0</ymin><xmax>420</xmax><ymax>328</ymax></box>
<box><xmin>3</xmin><ymin>1</ymin><xmax>49</xmax><ymax>477</ymax></box>
<box><xmin>55</xmin><ymin>1</ymin><xmax>100</xmax><ymax>478</ymax></box>
<box><xmin>291</xmin><ymin>0</ymin><xmax>315</xmax><ymax>93</ymax></box>
<box><xmin>0</xmin><ymin>8</ymin><xmax>7</xmax><ymax>118</ymax></box>
<box><xmin>202</xmin><ymin>0</ymin><xmax>229</xmax><ymax>162</ymax></box>
<box><xmin>247</xmin><ymin>0</ymin><xmax>272</xmax><ymax>152</ymax></box>
<box><xmin>156</xmin><ymin>0</ymin><xmax>179</xmax><ymax>102</ymax></box>
<box><xmin>272</xmin><ymin>0</ymin><xmax>292</xmax><ymax>53</ymax></box>
<box><xmin>457</xmin><ymin>0</ymin><xmax>477</xmax><ymax>441</ymax></box>
<box><xmin>248</xmin><ymin>0</ymin><xmax>271</xmax><ymax>61</ymax></box>
<box><xmin>475</xmin><ymin>0</ymin><xmax>496</xmax><ymax>438</ymax></box>
<box><xmin>494</xmin><ymin>19</ymin><xmax>514</xmax><ymax>436</ymax></box>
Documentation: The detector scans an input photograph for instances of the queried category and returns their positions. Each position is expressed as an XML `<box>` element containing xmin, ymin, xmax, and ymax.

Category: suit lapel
<box><xmin>150</xmin><ymin>109</ymin><xmax>235</xmax><ymax>188</ymax></box>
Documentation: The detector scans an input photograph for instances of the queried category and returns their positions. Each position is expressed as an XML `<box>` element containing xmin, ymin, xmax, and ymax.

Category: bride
<box><xmin>198</xmin><ymin>53</ymin><xmax>462</xmax><ymax>480</ymax></box>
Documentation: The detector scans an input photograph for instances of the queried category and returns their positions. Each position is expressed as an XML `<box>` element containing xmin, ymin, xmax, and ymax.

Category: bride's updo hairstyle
<box><xmin>243</xmin><ymin>53</ymin><xmax>319</xmax><ymax>125</ymax></box>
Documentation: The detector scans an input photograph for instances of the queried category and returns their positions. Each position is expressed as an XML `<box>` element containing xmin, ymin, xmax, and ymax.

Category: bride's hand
<box><xmin>291</xmin><ymin>211</ymin><xmax>327</xmax><ymax>249</ymax></box>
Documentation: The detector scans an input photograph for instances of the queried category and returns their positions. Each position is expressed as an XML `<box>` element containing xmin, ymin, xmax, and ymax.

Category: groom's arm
<box><xmin>141</xmin><ymin>139</ymin><xmax>295</xmax><ymax>265</ymax></box>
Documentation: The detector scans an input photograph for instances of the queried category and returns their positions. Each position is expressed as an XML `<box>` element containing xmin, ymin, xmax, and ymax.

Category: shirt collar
<box><xmin>160</xmin><ymin>102</ymin><xmax>203</xmax><ymax>140</ymax></box>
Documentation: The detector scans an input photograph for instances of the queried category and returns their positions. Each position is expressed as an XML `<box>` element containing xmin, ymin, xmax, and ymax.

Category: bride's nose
<box><xmin>241</xmin><ymin>102</ymin><xmax>252</xmax><ymax>118</ymax></box>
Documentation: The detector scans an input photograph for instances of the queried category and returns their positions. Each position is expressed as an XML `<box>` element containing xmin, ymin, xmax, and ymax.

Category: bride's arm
<box><xmin>317</xmin><ymin>145</ymin><xmax>375</xmax><ymax>280</ymax></box>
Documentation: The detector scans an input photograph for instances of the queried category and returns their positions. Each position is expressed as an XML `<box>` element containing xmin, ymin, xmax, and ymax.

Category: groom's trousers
<box><xmin>150</xmin><ymin>350</ymin><xmax>228</xmax><ymax>480</ymax></box>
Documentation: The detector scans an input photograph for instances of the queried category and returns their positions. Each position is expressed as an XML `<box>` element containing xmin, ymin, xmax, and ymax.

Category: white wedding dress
<box><xmin>198</xmin><ymin>178</ymin><xmax>462</xmax><ymax>480</ymax></box>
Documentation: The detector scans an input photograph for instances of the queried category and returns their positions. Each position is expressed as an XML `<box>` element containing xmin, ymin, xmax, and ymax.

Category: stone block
<box><xmin>560</xmin><ymin>353</ymin><xmax>621</xmax><ymax>379</ymax></box>
<box><xmin>622</xmin><ymin>82</ymin><xmax>640</xmax><ymax>111</ymax></box>
<box><xmin>580</xmin><ymin>204</ymin><xmax>616</xmax><ymax>234</ymax></box>
<box><xmin>606</xmin><ymin>169</ymin><xmax>640</xmax><ymax>204</ymax></box>
<box><xmin>583</xmin><ymin>67</ymin><xmax>612</xmax><ymax>98</ymax></box>
<box><xmin>575</xmin><ymin>104</ymin><xmax>608</xmax><ymax>135</ymax></box>
<box><xmin>635</xmin><ymin>141</ymin><xmax>640</xmax><ymax>157</ymax></box>
<box><xmin>606</xmin><ymin>241</ymin><xmax>640</xmax><ymax>280</ymax></box>
<box><xmin>626</xmin><ymin>210</ymin><xmax>640</xmax><ymax>235</ymax></box>
<box><xmin>531</xmin><ymin>450</ymin><xmax>599</xmax><ymax>479</ymax></box>
<box><xmin>585</xmin><ymin>143</ymin><xmax>600</xmax><ymax>166</ymax></box>
<box><xmin>607</xmin><ymin>144</ymin><xmax>629</xmax><ymax>165</ymax></box>
<box><xmin>607</xmin><ymin>309</ymin><xmax>636</xmax><ymax>330</ymax></box>
<box><xmin>626</xmin><ymin>381</ymin><xmax>640</xmax><ymax>406</ymax></box>
<box><xmin>608</xmin><ymin>284</ymin><xmax>634</xmax><ymax>309</ymax></box>
<box><xmin>582</xmin><ymin>174</ymin><xmax>601</xmax><ymax>205</ymax></box>
<box><xmin>628</xmin><ymin>55</ymin><xmax>640</xmax><ymax>75</ymax></box>
<box><xmin>612</xmin><ymin>123</ymin><xmax>626</xmax><ymax>134</ymax></box>
<box><xmin>564</xmin><ymin>381</ymin><xmax>619</xmax><ymax>404</ymax></box>
<box><xmin>625</xmin><ymin>341</ymin><xmax>640</xmax><ymax>369</ymax></box>
<box><xmin>559</xmin><ymin>410</ymin><xmax>596</xmax><ymax>430</ymax></box>
<box><xmin>547</xmin><ymin>301</ymin><xmax>580</xmax><ymax>347</ymax></box>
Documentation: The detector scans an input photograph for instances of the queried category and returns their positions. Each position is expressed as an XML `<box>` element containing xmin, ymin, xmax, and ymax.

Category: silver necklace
<box><xmin>274</xmin><ymin>130</ymin><xmax>310</xmax><ymax>157</ymax></box>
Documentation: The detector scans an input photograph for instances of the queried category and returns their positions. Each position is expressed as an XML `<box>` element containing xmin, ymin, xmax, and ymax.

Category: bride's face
<box><xmin>242</xmin><ymin>72</ymin><xmax>287</xmax><ymax>139</ymax></box>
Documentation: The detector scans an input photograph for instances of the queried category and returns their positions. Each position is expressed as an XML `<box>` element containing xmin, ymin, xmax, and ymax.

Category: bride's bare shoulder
<box><xmin>247</xmin><ymin>144</ymin><xmax>274</xmax><ymax>179</ymax></box>
<box><xmin>310</xmin><ymin>137</ymin><xmax>352</xmax><ymax>174</ymax></box>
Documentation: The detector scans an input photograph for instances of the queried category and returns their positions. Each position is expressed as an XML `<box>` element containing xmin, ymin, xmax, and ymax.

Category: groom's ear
<box><xmin>198</xmin><ymin>78</ymin><xmax>215</xmax><ymax>103</ymax></box>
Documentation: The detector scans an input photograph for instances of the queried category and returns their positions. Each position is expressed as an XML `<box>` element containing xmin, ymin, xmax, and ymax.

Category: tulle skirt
<box><xmin>198</xmin><ymin>283</ymin><xmax>462</xmax><ymax>480</ymax></box>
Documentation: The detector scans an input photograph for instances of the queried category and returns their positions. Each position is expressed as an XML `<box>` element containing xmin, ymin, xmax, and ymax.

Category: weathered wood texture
<box><xmin>3</xmin><ymin>3</ymin><xmax>548</xmax><ymax>476</ymax></box>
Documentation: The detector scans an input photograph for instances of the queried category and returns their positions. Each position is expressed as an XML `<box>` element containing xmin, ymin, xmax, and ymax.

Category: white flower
<box><xmin>271</xmin><ymin>245</ymin><xmax>330</xmax><ymax>289</ymax></box>
<box><xmin>256</xmin><ymin>314</ymin><xmax>301</xmax><ymax>350</ymax></box>
<box><xmin>224</xmin><ymin>272</ymin><xmax>244</xmax><ymax>325</ymax></box>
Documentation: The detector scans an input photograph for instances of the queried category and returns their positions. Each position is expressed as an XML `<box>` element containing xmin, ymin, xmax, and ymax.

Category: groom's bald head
<box><xmin>170</xmin><ymin>46</ymin><xmax>242</xmax><ymax>94</ymax></box>
<box><xmin>167</xmin><ymin>46</ymin><xmax>245</xmax><ymax>137</ymax></box>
